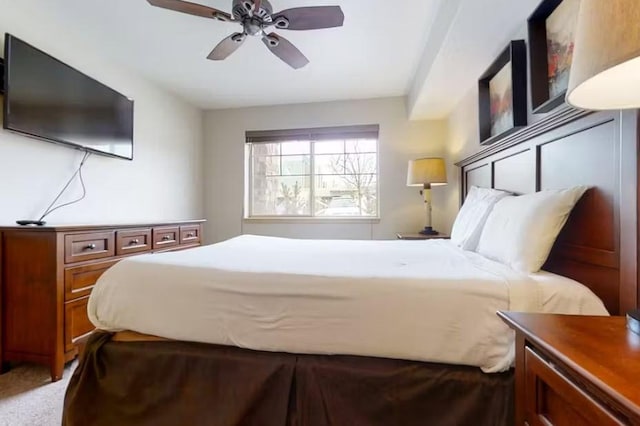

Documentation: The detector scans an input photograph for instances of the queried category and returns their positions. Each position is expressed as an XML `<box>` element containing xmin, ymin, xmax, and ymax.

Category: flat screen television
<box><xmin>2</xmin><ymin>34</ymin><xmax>134</xmax><ymax>160</ymax></box>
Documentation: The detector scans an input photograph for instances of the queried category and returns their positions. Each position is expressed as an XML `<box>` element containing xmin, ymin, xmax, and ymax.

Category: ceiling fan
<box><xmin>147</xmin><ymin>0</ymin><xmax>345</xmax><ymax>69</ymax></box>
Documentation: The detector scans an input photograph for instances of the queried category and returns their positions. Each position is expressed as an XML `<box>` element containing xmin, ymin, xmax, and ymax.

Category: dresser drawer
<box><xmin>524</xmin><ymin>347</ymin><xmax>624</xmax><ymax>426</ymax></box>
<box><xmin>153</xmin><ymin>226</ymin><xmax>179</xmax><ymax>250</ymax></box>
<box><xmin>179</xmin><ymin>225</ymin><xmax>201</xmax><ymax>245</ymax></box>
<box><xmin>64</xmin><ymin>232</ymin><xmax>115</xmax><ymax>264</ymax></box>
<box><xmin>116</xmin><ymin>228</ymin><xmax>152</xmax><ymax>256</ymax></box>
<box><xmin>64</xmin><ymin>260</ymin><xmax>118</xmax><ymax>301</ymax></box>
<box><xmin>64</xmin><ymin>296</ymin><xmax>94</xmax><ymax>353</ymax></box>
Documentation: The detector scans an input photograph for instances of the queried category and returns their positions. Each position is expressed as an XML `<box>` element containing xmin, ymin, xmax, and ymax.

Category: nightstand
<box><xmin>396</xmin><ymin>233</ymin><xmax>450</xmax><ymax>240</ymax></box>
<box><xmin>498</xmin><ymin>312</ymin><xmax>640</xmax><ymax>425</ymax></box>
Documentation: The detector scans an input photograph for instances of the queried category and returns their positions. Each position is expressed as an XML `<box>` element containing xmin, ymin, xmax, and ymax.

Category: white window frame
<box><xmin>244</xmin><ymin>125</ymin><xmax>380</xmax><ymax>221</ymax></box>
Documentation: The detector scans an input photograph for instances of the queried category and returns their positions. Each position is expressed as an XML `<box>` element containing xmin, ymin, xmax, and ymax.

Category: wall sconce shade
<box><xmin>407</xmin><ymin>158</ymin><xmax>447</xmax><ymax>187</ymax></box>
<box><xmin>567</xmin><ymin>0</ymin><xmax>640</xmax><ymax>110</ymax></box>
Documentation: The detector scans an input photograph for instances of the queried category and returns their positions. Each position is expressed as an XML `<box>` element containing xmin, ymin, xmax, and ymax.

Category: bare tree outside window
<box><xmin>327</xmin><ymin>140</ymin><xmax>377</xmax><ymax>216</ymax></box>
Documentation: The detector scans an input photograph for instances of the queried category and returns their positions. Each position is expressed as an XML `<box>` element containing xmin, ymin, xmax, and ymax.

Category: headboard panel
<box><xmin>457</xmin><ymin>108</ymin><xmax>639</xmax><ymax>315</ymax></box>
<box><xmin>493</xmin><ymin>150</ymin><xmax>535</xmax><ymax>194</ymax></box>
<box><xmin>465</xmin><ymin>164</ymin><xmax>491</xmax><ymax>190</ymax></box>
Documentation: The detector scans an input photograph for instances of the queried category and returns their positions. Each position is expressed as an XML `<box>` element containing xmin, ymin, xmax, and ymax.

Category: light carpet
<box><xmin>0</xmin><ymin>362</ymin><xmax>76</xmax><ymax>426</ymax></box>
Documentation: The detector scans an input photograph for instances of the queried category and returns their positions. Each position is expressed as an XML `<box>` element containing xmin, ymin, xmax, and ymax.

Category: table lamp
<box><xmin>407</xmin><ymin>157</ymin><xmax>447</xmax><ymax>235</ymax></box>
<box><xmin>565</xmin><ymin>0</ymin><xmax>640</xmax><ymax>332</ymax></box>
<box><xmin>566</xmin><ymin>0</ymin><xmax>640</xmax><ymax>110</ymax></box>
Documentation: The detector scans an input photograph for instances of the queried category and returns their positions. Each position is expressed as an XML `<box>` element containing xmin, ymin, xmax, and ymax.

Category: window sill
<box><xmin>243</xmin><ymin>217</ymin><xmax>381</xmax><ymax>225</ymax></box>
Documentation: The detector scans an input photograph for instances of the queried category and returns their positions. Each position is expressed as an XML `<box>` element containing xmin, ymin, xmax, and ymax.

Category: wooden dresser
<box><xmin>0</xmin><ymin>220</ymin><xmax>204</xmax><ymax>381</ymax></box>
<box><xmin>499</xmin><ymin>312</ymin><xmax>640</xmax><ymax>425</ymax></box>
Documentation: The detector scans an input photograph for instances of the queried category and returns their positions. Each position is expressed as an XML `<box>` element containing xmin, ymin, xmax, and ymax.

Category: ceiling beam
<box><xmin>406</xmin><ymin>0</ymin><xmax>463</xmax><ymax>120</ymax></box>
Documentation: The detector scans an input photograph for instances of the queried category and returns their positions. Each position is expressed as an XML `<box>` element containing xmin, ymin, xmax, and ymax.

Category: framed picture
<box><xmin>478</xmin><ymin>40</ymin><xmax>527</xmax><ymax>146</ymax></box>
<box><xmin>528</xmin><ymin>0</ymin><xmax>581</xmax><ymax>114</ymax></box>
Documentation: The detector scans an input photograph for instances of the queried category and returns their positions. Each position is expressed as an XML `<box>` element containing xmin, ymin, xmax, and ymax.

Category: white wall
<box><xmin>204</xmin><ymin>97</ymin><xmax>448</xmax><ymax>243</ymax></box>
<box><xmin>0</xmin><ymin>3</ymin><xmax>204</xmax><ymax>225</ymax></box>
<box><xmin>443</xmin><ymin>88</ymin><xmax>480</xmax><ymax>232</ymax></box>
<box><xmin>443</xmin><ymin>24</ymin><xmax>555</xmax><ymax>230</ymax></box>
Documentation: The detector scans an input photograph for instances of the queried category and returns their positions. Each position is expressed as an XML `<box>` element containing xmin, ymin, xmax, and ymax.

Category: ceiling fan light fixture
<box><xmin>147</xmin><ymin>0</ymin><xmax>344</xmax><ymax>69</ymax></box>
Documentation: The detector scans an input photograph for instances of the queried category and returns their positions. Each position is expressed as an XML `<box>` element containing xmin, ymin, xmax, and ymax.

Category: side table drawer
<box><xmin>524</xmin><ymin>347</ymin><xmax>624</xmax><ymax>426</ymax></box>
<box><xmin>65</xmin><ymin>232</ymin><xmax>115</xmax><ymax>264</ymax></box>
<box><xmin>64</xmin><ymin>260</ymin><xmax>118</xmax><ymax>301</ymax></box>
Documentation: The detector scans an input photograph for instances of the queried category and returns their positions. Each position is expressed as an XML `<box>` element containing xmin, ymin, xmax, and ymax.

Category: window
<box><xmin>246</xmin><ymin>125</ymin><xmax>379</xmax><ymax>218</ymax></box>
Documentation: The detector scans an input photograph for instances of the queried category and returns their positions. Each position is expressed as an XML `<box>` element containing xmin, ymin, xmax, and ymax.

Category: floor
<box><xmin>0</xmin><ymin>362</ymin><xmax>76</xmax><ymax>426</ymax></box>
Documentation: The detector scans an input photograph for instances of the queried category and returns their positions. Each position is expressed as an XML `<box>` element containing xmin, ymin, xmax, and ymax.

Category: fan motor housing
<box><xmin>232</xmin><ymin>0</ymin><xmax>274</xmax><ymax>35</ymax></box>
<box><xmin>232</xmin><ymin>0</ymin><xmax>273</xmax><ymax>19</ymax></box>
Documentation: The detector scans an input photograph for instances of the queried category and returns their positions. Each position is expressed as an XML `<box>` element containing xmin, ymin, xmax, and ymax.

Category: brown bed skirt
<box><xmin>63</xmin><ymin>332</ymin><xmax>514</xmax><ymax>426</ymax></box>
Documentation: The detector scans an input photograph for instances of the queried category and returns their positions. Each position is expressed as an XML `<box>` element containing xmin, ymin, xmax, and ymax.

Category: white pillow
<box><xmin>476</xmin><ymin>186</ymin><xmax>589</xmax><ymax>273</ymax></box>
<box><xmin>450</xmin><ymin>186</ymin><xmax>511</xmax><ymax>251</ymax></box>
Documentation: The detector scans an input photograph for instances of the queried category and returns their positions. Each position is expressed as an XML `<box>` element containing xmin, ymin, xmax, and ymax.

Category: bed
<box><xmin>87</xmin><ymin>236</ymin><xmax>606</xmax><ymax>372</ymax></box>
<box><xmin>63</xmin><ymin>108</ymin><xmax>640</xmax><ymax>426</ymax></box>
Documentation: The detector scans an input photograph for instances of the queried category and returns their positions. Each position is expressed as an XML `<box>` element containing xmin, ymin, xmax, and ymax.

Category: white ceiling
<box><xmin>17</xmin><ymin>0</ymin><xmax>439</xmax><ymax>110</ymax></box>
<box><xmin>9</xmin><ymin>0</ymin><xmax>544</xmax><ymax>118</ymax></box>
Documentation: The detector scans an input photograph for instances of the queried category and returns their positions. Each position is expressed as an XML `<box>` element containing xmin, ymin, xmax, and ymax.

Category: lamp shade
<box><xmin>566</xmin><ymin>0</ymin><xmax>640</xmax><ymax>110</ymax></box>
<box><xmin>407</xmin><ymin>158</ymin><xmax>447</xmax><ymax>187</ymax></box>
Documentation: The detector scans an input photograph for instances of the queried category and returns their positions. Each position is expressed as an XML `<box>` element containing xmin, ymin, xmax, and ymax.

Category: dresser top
<box><xmin>0</xmin><ymin>219</ymin><xmax>205</xmax><ymax>232</ymax></box>
<box><xmin>499</xmin><ymin>312</ymin><xmax>640</xmax><ymax>418</ymax></box>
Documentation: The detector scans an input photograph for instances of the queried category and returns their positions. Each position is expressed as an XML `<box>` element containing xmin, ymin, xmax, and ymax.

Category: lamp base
<box><xmin>419</xmin><ymin>227</ymin><xmax>439</xmax><ymax>236</ymax></box>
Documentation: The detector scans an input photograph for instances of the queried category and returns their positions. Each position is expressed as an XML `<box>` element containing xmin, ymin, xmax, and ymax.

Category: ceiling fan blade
<box><xmin>253</xmin><ymin>0</ymin><xmax>262</xmax><ymax>14</ymax></box>
<box><xmin>272</xmin><ymin>6</ymin><xmax>344</xmax><ymax>31</ymax></box>
<box><xmin>207</xmin><ymin>33</ymin><xmax>246</xmax><ymax>60</ymax></box>
<box><xmin>147</xmin><ymin>0</ymin><xmax>232</xmax><ymax>21</ymax></box>
<box><xmin>262</xmin><ymin>33</ymin><xmax>309</xmax><ymax>69</ymax></box>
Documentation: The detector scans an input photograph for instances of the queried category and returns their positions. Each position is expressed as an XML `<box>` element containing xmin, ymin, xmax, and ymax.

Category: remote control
<box><xmin>16</xmin><ymin>220</ymin><xmax>46</xmax><ymax>226</ymax></box>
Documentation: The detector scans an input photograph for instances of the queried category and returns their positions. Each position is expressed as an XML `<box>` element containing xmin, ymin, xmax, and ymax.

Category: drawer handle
<box><xmin>187</xmin><ymin>233</ymin><xmax>195</xmax><ymax>238</ymax></box>
<box><xmin>129</xmin><ymin>239</ymin><xmax>140</xmax><ymax>245</ymax></box>
<box><xmin>162</xmin><ymin>235</ymin><xmax>172</xmax><ymax>241</ymax></box>
<box><xmin>83</xmin><ymin>244</ymin><xmax>97</xmax><ymax>251</ymax></box>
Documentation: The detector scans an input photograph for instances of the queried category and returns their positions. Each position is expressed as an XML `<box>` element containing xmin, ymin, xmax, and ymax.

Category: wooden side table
<box><xmin>498</xmin><ymin>312</ymin><xmax>640</xmax><ymax>425</ymax></box>
<box><xmin>396</xmin><ymin>233</ymin><xmax>450</xmax><ymax>240</ymax></box>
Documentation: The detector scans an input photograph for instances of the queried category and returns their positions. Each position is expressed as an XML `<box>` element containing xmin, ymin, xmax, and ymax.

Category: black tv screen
<box><xmin>2</xmin><ymin>34</ymin><xmax>134</xmax><ymax>160</ymax></box>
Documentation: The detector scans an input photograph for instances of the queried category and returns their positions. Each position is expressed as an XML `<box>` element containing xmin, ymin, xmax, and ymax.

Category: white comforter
<box><xmin>89</xmin><ymin>235</ymin><xmax>608</xmax><ymax>373</ymax></box>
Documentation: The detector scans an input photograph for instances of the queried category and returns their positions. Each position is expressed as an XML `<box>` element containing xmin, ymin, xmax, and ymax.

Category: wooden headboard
<box><xmin>456</xmin><ymin>107</ymin><xmax>639</xmax><ymax>315</ymax></box>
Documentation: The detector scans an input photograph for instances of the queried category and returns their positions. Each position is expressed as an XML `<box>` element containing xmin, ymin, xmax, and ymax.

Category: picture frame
<box><xmin>528</xmin><ymin>0</ymin><xmax>581</xmax><ymax>114</ymax></box>
<box><xmin>478</xmin><ymin>40</ymin><xmax>527</xmax><ymax>146</ymax></box>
